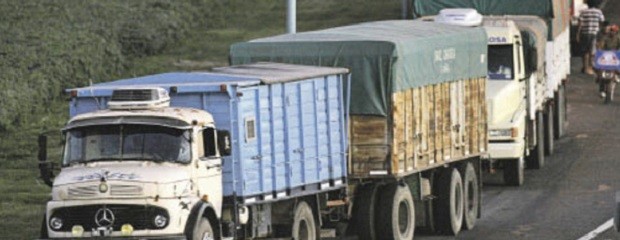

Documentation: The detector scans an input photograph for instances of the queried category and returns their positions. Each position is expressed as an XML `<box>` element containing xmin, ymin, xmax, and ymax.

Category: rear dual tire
<box><xmin>526</xmin><ymin>111</ymin><xmax>545</xmax><ymax>169</ymax></box>
<box><xmin>544</xmin><ymin>105</ymin><xmax>555</xmax><ymax>156</ymax></box>
<box><xmin>460</xmin><ymin>163</ymin><xmax>479</xmax><ymax>230</ymax></box>
<box><xmin>376</xmin><ymin>183</ymin><xmax>416</xmax><ymax>240</ymax></box>
<box><xmin>434</xmin><ymin>168</ymin><xmax>464</xmax><ymax>235</ymax></box>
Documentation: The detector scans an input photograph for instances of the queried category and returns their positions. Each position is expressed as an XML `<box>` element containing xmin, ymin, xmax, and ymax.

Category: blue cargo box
<box><xmin>67</xmin><ymin>62</ymin><xmax>350</xmax><ymax>203</ymax></box>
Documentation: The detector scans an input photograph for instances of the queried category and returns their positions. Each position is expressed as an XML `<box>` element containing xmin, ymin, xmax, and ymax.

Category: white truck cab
<box><xmin>432</xmin><ymin>9</ymin><xmax>550</xmax><ymax>186</ymax></box>
<box><xmin>41</xmin><ymin>88</ymin><xmax>227</xmax><ymax>239</ymax></box>
<box><xmin>39</xmin><ymin>63</ymin><xmax>351</xmax><ymax>240</ymax></box>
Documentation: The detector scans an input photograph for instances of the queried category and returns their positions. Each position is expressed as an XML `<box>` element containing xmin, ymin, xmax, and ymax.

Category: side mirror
<box><xmin>217</xmin><ymin>130</ymin><xmax>231</xmax><ymax>156</ymax></box>
<box><xmin>38</xmin><ymin>135</ymin><xmax>55</xmax><ymax>187</ymax></box>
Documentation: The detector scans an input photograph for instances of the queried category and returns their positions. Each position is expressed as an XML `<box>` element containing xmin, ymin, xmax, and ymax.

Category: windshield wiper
<box><xmin>69</xmin><ymin>157</ymin><xmax>122</xmax><ymax>165</ymax></box>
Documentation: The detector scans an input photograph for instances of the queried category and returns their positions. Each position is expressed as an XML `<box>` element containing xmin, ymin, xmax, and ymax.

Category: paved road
<box><xmin>415</xmin><ymin>2</ymin><xmax>620</xmax><ymax>239</ymax></box>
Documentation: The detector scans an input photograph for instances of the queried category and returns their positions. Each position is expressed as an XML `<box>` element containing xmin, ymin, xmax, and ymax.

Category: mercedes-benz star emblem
<box><xmin>94</xmin><ymin>207</ymin><xmax>115</xmax><ymax>227</ymax></box>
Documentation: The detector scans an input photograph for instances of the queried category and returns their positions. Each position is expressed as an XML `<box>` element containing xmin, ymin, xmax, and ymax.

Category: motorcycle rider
<box><xmin>596</xmin><ymin>24</ymin><xmax>620</xmax><ymax>98</ymax></box>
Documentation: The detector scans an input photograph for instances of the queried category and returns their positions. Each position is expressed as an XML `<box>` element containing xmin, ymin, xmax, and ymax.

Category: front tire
<box><xmin>375</xmin><ymin>183</ymin><xmax>415</xmax><ymax>240</ymax></box>
<box><xmin>292</xmin><ymin>201</ymin><xmax>318</xmax><ymax>240</ymax></box>
<box><xmin>192</xmin><ymin>217</ymin><xmax>215</xmax><ymax>240</ymax></box>
<box><xmin>503</xmin><ymin>157</ymin><xmax>524</xmax><ymax>186</ymax></box>
<box><xmin>434</xmin><ymin>168</ymin><xmax>464</xmax><ymax>235</ymax></box>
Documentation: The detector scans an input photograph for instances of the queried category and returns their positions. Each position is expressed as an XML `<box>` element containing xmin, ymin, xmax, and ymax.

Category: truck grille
<box><xmin>110</xmin><ymin>184</ymin><xmax>143</xmax><ymax>196</ymax></box>
<box><xmin>68</xmin><ymin>185</ymin><xmax>98</xmax><ymax>198</ymax></box>
<box><xmin>50</xmin><ymin>204</ymin><xmax>168</xmax><ymax>231</ymax></box>
<box><xmin>67</xmin><ymin>184</ymin><xmax>143</xmax><ymax>198</ymax></box>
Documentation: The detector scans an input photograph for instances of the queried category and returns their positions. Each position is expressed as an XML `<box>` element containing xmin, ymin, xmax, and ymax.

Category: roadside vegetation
<box><xmin>0</xmin><ymin>0</ymin><xmax>400</xmax><ymax>238</ymax></box>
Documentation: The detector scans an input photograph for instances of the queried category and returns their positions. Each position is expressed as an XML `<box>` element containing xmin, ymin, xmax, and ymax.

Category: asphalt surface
<box><xmin>415</xmin><ymin>2</ymin><xmax>620</xmax><ymax>240</ymax></box>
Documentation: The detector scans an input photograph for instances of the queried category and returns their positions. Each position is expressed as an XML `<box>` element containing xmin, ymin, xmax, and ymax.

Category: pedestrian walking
<box><xmin>578</xmin><ymin>0</ymin><xmax>605</xmax><ymax>75</ymax></box>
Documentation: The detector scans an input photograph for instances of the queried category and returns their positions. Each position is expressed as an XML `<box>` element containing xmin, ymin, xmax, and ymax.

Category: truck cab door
<box><xmin>195</xmin><ymin>127</ymin><xmax>223</xmax><ymax>208</ymax></box>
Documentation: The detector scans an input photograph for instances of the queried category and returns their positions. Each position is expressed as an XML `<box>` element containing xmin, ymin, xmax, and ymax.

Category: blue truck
<box><xmin>38</xmin><ymin>62</ymin><xmax>350</xmax><ymax>239</ymax></box>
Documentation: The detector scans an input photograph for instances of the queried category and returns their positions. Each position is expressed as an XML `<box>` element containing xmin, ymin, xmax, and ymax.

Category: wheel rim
<box><xmin>454</xmin><ymin>182</ymin><xmax>463</xmax><ymax>218</ymax></box>
<box><xmin>467</xmin><ymin>180</ymin><xmax>475</xmax><ymax>211</ymax></box>
<box><xmin>397</xmin><ymin>200</ymin><xmax>410</xmax><ymax>235</ymax></box>
<box><xmin>202</xmin><ymin>232</ymin><xmax>214</xmax><ymax>240</ymax></box>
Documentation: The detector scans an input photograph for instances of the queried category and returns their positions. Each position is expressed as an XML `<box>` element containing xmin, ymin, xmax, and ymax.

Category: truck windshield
<box><xmin>63</xmin><ymin>124</ymin><xmax>191</xmax><ymax>165</ymax></box>
<box><xmin>488</xmin><ymin>45</ymin><xmax>515</xmax><ymax>80</ymax></box>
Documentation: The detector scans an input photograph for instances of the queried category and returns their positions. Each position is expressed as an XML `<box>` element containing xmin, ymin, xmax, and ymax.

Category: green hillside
<box><xmin>0</xmin><ymin>0</ymin><xmax>400</xmax><ymax>238</ymax></box>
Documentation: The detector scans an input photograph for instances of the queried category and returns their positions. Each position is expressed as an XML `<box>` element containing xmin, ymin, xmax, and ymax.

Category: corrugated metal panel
<box><xmin>231</xmin><ymin>74</ymin><xmax>348</xmax><ymax>197</ymax></box>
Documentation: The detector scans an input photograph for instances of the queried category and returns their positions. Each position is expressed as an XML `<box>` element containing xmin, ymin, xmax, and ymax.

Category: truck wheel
<box><xmin>503</xmin><ymin>157</ymin><xmax>524</xmax><ymax>186</ymax></box>
<box><xmin>192</xmin><ymin>217</ymin><xmax>215</xmax><ymax>240</ymax></box>
<box><xmin>460</xmin><ymin>163</ymin><xmax>479</xmax><ymax>230</ymax></box>
<box><xmin>544</xmin><ymin>105</ymin><xmax>554</xmax><ymax>156</ymax></box>
<box><xmin>554</xmin><ymin>84</ymin><xmax>566</xmax><ymax>139</ymax></box>
<box><xmin>349</xmin><ymin>183</ymin><xmax>379</xmax><ymax>240</ymax></box>
<box><xmin>292</xmin><ymin>201</ymin><xmax>317</xmax><ymax>240</ymax></box>
<box><xmin>526</xmin><ymin>111</ymin><xmax>545</xmax><ymax>169</ymax></box>
<box><xmin>434</xmin><ymin>168</ymin><xmax>464</xmax><ymax>235</ymax></box>
<box><xmin>375</xmin><ymin>183</ymin><xmax>415</xmax><ymax>240</ymax></box>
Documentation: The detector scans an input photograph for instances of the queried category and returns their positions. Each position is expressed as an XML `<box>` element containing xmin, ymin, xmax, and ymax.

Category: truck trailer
<box><xmin>38</xmin><ymin>62</ymin><xmax>351</xmax><ymax>239</ymax></box>
<box><xmin>230</xmin><ymin>20</ymin><xmax>489</xmax><ymax>238</ymax></box>
<box><xmin>413</xmin><ymin>0</ymin><xmax>572</xmax><ymax>186</ymax></box>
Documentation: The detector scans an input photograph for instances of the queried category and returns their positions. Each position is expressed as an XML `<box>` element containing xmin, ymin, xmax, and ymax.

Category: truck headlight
<box><xmin>489</xmin><ymin>128</ymin><xmax>517</xmax><ymax>138</ymax></box>
<box><xmin>49</xmin><ymin>217</ymin><xmax>63</xmax><ymax>230</ymax></box>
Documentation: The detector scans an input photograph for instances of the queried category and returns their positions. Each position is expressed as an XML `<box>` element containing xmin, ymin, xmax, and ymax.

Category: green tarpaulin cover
<box><xmin>230</xmin><ymin>20</ymin><xmax>487</xmax><ymax>116</ymax></box>
<box><xmin>413</xmin><ymin>0</ymin><xmax>569</xmax><ymax>39</ymax></box>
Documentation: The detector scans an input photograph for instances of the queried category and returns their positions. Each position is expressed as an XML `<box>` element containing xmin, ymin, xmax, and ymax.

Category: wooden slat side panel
<box><xmin>392</xmin><ymin>92</ymin><xmax>405</xmax><ymax>174</ymax></box>
<box><xmin>434</xmin><ymin>84</ymin><xmax>443</xmax><ymax>163</ymax></box>
<box><xmin>427</xmin><ymin>85</ymin><xmax>436</xmax><ymax>164</ymax></box>
<box><xmin>442</xmin><ymin>83</ymin><xmax>451</xmax><ymax>161</ymax></box>
<box><xmin>415</xmin><ymin>87</ymin><xmax>428</xmax><ymax>169</ymax></box>
<box><xmin>382</xmin><ymin>77</ymin><xmax>488</xmax><ymax>177</ymax></box>
<box><xmin>350</xmin><ymin>116</ymin><xmax>389</xmax><ymax>176</ymax></box>
<box><xmin>405</xmin><ymin>89</ymin><xmax>415</xmax><ymax>172</ymax></box>
<box><xmin>479</xmin><ymin>78</ymin><xmax>488</xmax><ymax>152</ymax></box>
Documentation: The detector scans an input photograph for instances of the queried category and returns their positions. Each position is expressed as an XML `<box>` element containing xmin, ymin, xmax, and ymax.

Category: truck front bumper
<box><xmin>484</xmin><ymin>139</ymin><xmax>525</xmax><ymax>160</ymax></box>
<box><xmin>45</xmin><ymin>197</ymin><xmax>196</xmax><ymax>239</ymax></box>
<box><xmin>39</xmin><ymin>234</ymin><xmax>186</xmax><ymax>240</ymax></box>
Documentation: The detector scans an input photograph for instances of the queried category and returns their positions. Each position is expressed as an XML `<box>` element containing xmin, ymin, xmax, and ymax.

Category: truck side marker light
<box><xmin>369</xmin><ymin>170</ymin><xmax>388</xmax><ymax>175</ymax></box>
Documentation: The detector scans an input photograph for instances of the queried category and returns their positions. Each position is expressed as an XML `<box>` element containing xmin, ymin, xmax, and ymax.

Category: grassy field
<box><xmin>0</xmin><ymin>1</ymin><xmax>400</xmax><ymax>238</ymax></box>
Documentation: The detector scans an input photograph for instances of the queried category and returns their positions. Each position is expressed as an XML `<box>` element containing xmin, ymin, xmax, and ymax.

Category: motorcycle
<box><xmin>593</xmin><ymin>50</ymin><xmax>620</xmax><ymax>104</ymax></box>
